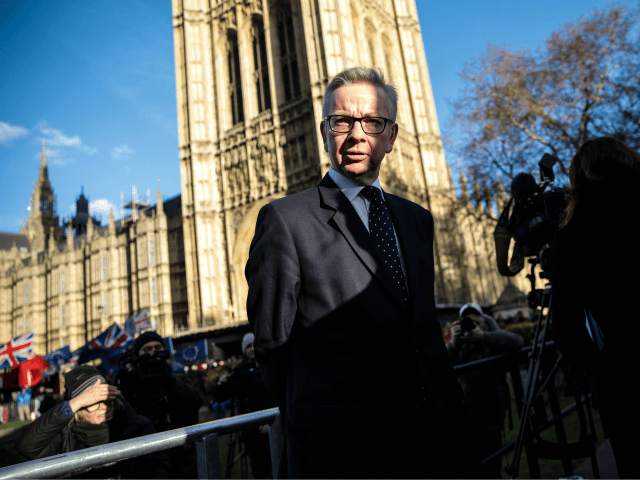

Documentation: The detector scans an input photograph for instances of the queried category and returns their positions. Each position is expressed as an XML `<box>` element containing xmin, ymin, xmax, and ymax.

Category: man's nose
<box><xmin>348</xmin><ymin>120</ymin><xmax>367</xmax><ymax>141</ymax></box>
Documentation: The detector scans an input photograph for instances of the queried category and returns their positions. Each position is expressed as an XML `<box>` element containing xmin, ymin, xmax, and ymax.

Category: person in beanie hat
<box><xmin>214</xmin><ymin>332</ymin><xmax>275</xmax><ymax>478</ymax></box>
<box><xmin>241</xmin><ymin>332</ymin><xmax>255</xmax><ymax>358</ymax></box>
<box><xmin>116</xmin><ymin>333</ymin><xmax>204</xmax><ymax>478</ymax></box>
<box><xmin>16</xmin><ymin>365</ymin><xmax>170</xmax><ymax>478</ymax></box>
<box><xmin>447</xmin><ymin>305</ymin><xmax>524</xmax><ymax>478</ymax></box>
<box><xmin>134</xmin><ymin>331</ymin><xmax>165</xmax><ymax>357</ymax></box>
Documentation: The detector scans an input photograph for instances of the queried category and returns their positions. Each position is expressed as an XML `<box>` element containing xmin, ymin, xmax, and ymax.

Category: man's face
<box><xmin>139</xmin><ymin>340</ymin><xmax>165</xmax><ymax>357</ymax></box>
<box><xmin>245</xmin><ymin>343</ymin><xmax>255</xmax><ymax>361</ymax></box>
<box><xmin>321</xmin><ymin>82</ymin><xmax>398</xmax><ymax>186</ymax></box>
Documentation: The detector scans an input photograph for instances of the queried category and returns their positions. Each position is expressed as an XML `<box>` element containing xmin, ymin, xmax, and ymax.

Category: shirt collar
<box><xmin>328</xmin><ymin>168</ymin><xmax>383</xmax><ymax>202</ymax></box>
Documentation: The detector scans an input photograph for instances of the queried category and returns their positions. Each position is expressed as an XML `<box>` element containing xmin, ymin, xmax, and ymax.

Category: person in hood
<box><xmin>16</xmin><ymin>366</ymin><xmax>170</xmax><ymax>479</ymax></box>
<box><xmin>447</xmin><ymin>303</ymin><xmax>524</xmax><ymax>479</ymax></box>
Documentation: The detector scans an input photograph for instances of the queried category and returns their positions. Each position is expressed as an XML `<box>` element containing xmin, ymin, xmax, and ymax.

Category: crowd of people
<box><xmin>6</xmin><ymin>66</ymin><xmax>639</xmax><ymax>479</ymax></box>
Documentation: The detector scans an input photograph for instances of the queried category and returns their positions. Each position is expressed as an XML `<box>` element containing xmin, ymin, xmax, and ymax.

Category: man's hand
<box><xmin>449</xmin><ymin>321</ymin><xmax>462</xmax><ymax>347</ymax></box>
<box><xmin>68</xmin><ymin>379</ymin><xmax>120</xmax><ymax>413</ymax></box>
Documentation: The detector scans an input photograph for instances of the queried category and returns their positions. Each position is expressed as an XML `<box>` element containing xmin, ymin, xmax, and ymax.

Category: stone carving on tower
<box><xmin>172</xmin><ymin>0</ymin><xmax>520</xmax><ymax>330</ymax></box>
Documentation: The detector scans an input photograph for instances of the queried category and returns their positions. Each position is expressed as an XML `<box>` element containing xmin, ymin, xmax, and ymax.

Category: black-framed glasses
<box><xmin>83</xmin><ymin>400</ymin><xmax>114</xmax><ymax>413</ymax></box>
<box><xmin>324</xmin><ymin>115</ymin><xmax>392</xmax><ymax>134</ymax></box>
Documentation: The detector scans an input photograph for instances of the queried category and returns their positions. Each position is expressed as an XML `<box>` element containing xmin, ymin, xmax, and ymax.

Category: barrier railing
<box><xmin>0</xmin><ymin>341</ymin><xmax>595</xmax><ymax>479</ymax></box>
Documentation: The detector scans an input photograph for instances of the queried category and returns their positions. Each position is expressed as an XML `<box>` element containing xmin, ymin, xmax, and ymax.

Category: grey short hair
<box><xmin>322</xmin><ymin>67</ymin><xmax>398</xmax><ymax>121</ymax></box>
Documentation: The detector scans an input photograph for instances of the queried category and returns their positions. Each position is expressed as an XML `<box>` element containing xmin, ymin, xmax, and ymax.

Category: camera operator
<box><xmin>550</xmin><ymin>137</ymin><xmax>640</xmax><ymax>478</ymax></box>
<box><xmin>447</xmin><ymin>303</ymin><xmax>523</xmax><ymax>479</ymax></box>
<box><xmin>117</xmin><ymin>331</ymin><xmax>204</xmax><ymax>478</ymax></box>
<box><xmin>214</xmin><ymin>333</ymin><xmax>276</xmax><ymax>478</ymax></box>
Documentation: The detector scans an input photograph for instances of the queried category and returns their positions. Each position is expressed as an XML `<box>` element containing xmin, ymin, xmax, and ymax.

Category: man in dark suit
<box><xmin>246</xmin><ymin>67</ymin><xmax>479</xmax><ymax>478</ymax></box>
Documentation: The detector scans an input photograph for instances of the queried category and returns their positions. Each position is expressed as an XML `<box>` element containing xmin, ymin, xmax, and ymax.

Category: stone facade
<box><xmin>0</xmin><ymin>148</ymin><xmax>186</xmax><ymax>354</ymax></box>
<box><xmin>171</xmin><ymin>0</ymin><xmax>533</xmax><ymax>330</ymax></box>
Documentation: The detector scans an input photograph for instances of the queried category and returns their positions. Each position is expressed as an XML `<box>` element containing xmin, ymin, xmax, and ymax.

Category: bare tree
<box><xmin>449</xmin><ymin>2</ymin><xmax>640</xmax><ymax>199</ymax></box>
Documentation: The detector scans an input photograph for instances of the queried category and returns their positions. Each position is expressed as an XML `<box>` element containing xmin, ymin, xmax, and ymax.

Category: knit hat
<box><xmin>241</xmin><ymin>332</ymin><xmax>255</xmax><ymax>354</ymax></box>
<box><xmin>459</xmin><ymin>302</ymin><xmax>483</xmax><ymax>318</ymax></box>
<box><xmin>64</xmin><ymin>366</ymin><xmax>106</xmax><ymax>400</ymax></box>
<box><xmin>134</xmin><ymin>331</ymin><xmax>164</xmax><ymax>356</ymax></box>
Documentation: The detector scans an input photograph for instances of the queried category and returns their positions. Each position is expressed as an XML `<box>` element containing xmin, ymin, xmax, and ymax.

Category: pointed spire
<box><xmin>39</xmin><ymin>140</ymin><xmax>49</xmax><ymax>182</ymax></box>
<box><xmin>496</xmin><ymin>180</ymin><xmax>508</xmax><ymax>212</ymax></box>
<box><xmin>87</xmin><ymin>207</ymin><xmax>94</xmax><ymax>239</ymax></box>
<box><xmin>156</xmin><ymin>185</ymin><xmax>164</xmax><ymax>215</ymax></box>
<box><xmin>108</xmin><ymin>209</ymin><xmax>116</xmax><ymax>235</ymax></box>
<box><xmin>459</xmin><ymin>169</ymin><xmax>470</xmax><ymax>203</ymax></box>
<box><xmin>48</xmin><ymin>226</ymin><xmax>56</xmax><ymax>253</ymax></box>
<box><xmin>483</xmin><ymin>184</ymin><xmax>494</xmax><ymax>215</ymax></box>
<box><xmin>472</xmin><ymin>179</ymin><xmax>482</xmax><ymax>207</ymax></box>
<box><xmin>67</xmin><ymin>225</ymin><xmax>74</xmax><ymax>250</ymax></box>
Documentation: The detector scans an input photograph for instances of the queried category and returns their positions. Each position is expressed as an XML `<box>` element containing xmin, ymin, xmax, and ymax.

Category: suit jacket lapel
<box><xmin>318</xmin><ymin>175</ymin><xmax>408</xmax><ymax>311</ymax></box>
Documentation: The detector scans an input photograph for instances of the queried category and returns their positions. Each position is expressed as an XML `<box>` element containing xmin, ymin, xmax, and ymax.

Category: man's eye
<box><xmin>333</xmin><ymin>117</ymin><xmax>351</xmax><ymax>125</ymax></box>
<box><xmin>363</xmin><ymin>118</ymin><xmax>383</xmax><ymax>127</ymax></box>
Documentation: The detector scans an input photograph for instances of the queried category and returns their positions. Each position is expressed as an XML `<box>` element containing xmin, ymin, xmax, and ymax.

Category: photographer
<box><xmin>214</xmin><ymin>333</ymin><xmax>276</xmax><ymax>478</ymax></box>
<box><xmin>551</xmin><ymin>137</ymin><xmax>640</xmax><ymax>478</ymax></box>
<box><xmin>447</xmin><ymin>303</ymin><xmax>523</xmax><ymax>479</ymax></box>
<box><xmin>117</xmin><ymin>331</ymin><xmax>204</xmax><ymax>478</ymax></box>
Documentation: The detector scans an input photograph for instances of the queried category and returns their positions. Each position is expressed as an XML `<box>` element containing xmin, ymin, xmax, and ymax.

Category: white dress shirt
<box><xmin>327</xmin><ymin>168</ymin><xmax>409</xmax><ymax>294</ymax></box>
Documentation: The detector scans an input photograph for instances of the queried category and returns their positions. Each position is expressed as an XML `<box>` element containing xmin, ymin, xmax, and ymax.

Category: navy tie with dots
<box><xmin>361</xmin><ymin>186</ymin><xmax>408</xmax><ymax>304</ymax></box>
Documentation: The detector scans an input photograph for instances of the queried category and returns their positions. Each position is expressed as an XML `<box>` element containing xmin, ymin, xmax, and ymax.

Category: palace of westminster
<box><xmin>0</xmin><ymin>0</ymin><xmax>531</xmax><ymax>355</ymax></box>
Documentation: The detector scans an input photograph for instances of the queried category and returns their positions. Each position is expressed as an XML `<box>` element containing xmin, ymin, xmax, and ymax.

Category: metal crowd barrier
<box><xmin>0</xmin><ymin>341</ymin><xmax>593</xmax><ymax>479</ymax></box>
<box><xmin>0</xmin><ymin>409</ymin><xmax>280</xmax><ymax>479</ymax></box>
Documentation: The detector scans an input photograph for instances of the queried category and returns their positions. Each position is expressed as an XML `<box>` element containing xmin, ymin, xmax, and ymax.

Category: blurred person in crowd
<box><xmin>447</xmin><ymin>302</ymin><xmax>524</xmax><ymax>478</ymax></box>
<box><xmin>551</xmin><ymin>137</ymin><xmax>640</xmax><ymax>478</ymax></box>
<box><xmin>117</xmin><ymin>331</ymin><xmax>204</xmax><ymax>478</ymax></box>
<box><xmin>39</xmin><ymin>388</ymin><xmax>57</xmax><ymax>415</ymax></box>
<box><xmin>215</xmin><ymin>332</ymin><xmax>276</xmax><ymax>478</ymax></box>
<box><xmin>16</xmin><ymin>387</ymin><xmax>31</xmax><ymax>422</ymax></box>
<box><xmin>16</xmin><ymin>366</ymin><xmax>170</xmax><ymax>479</ymax></box>
<box><xmin>246</xmin><ymin>66</ymin><xmax>479</xmax><ymax>478</ymax></box>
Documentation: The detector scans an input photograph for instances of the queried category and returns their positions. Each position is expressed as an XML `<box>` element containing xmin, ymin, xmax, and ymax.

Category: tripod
<box><xmin>505</xmin><ymin>259</ymin><xmax>600</xmax><ymax>479</ymax></box>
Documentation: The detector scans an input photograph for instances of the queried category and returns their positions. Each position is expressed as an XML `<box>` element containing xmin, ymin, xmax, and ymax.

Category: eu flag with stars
<box><xmin>174</xmin><ymin>339</ymin><xmax>208</xmax><ymax>364</ymax></box>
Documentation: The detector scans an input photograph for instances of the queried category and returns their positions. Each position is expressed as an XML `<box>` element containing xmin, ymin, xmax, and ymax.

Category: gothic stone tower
<box><xmin>172</xmin><ymin>0</ymin><xmax>469</xmax><ymax>330</ymax></box>
<box><xmin>25</xmin><ymin>142</ymin><xmax>61</xmax><ymax>256</ymax></box>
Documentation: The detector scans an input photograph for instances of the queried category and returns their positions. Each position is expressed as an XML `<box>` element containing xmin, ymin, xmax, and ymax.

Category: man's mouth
<box><xmin>344</xmin><ymin>152</ymin><xmax>367</xmax><ymax>160</ymax></box>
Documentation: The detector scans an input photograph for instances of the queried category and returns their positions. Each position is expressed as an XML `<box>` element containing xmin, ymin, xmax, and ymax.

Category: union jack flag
<box><xmin>0</xmin><ymin>330</ymin><xmax>35</xmax><ymax>369</ymax></box>
<box><xmin>89</xmin><ymin>323</ymin><xmax>132</xmax><ymax>350</ymax></box>
<box><xmin>125</xmin><ymin>309</ymin><xmax>151</xmax><ymax>336</ymax></box>
<box><xmin>79</xmin><ymin>323</ymin><xmax>132</xmax><ymax>364</ymax></box>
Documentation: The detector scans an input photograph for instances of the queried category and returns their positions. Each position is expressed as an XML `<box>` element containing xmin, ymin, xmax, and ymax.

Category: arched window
<box><xmin>61</xmin><ymin>305</ymin><xmax>66</xmax><ymax>327</ymax></box>
<box><xmin>101</xmin><ymin>253</ymin><xmax>107</xmax><ymax>280</ymax></box>
<box><xmin>277</xmin><ymin>5</ymin><xmax>300</xmax><ymax>102</ymax></box>
<box><xmin>228</xmin><ymin>35</ymin><xmax>244</xmax><ymax>124</ymax></box>
<box><xmin>25</xmin><ymin>282</ymin><xmax>29</xmax><ymax>305</ymax></box>
<box><xmin>25</xmin><ymin>314</ymin><xmax>29</xmax><ymax>332</ymax></box>
<box><xmin>253</xmin><ymin>21</ymin><xmax>271</xmax><ymax>113</ymax></box>
<box><xmin>61</xmin><ymin>270</ymin><xmax>65</xmax><ymax>293</ymax></box>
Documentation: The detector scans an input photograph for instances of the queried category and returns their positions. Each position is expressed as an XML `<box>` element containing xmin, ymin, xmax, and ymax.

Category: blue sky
<box><xmin>0</xmin><ymin>0</ymin><xmax>618</xmax><ymax>232</ymax></box>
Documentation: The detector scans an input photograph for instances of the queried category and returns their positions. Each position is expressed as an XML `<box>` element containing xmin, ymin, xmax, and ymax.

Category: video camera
<box><xmin>118</xmin><ymin>348</ymin><xmax>171</xmax><ymax>380</ymax></box>
<box><xmin>494</xmin><ymin>154</ymin><xmax>567</xmax><ymax>278</ymax></box>
<box><xmin>459</xmin><ymin>317</ymin><xmax>478</xmax><ymax>333</ymax></box>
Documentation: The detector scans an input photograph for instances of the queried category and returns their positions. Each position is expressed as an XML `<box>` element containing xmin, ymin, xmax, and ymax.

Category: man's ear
<box><xmin>320</xmin><ymin>121</ymin><xmax>329</xmax><ymax>153</ymax></box>
<box><xmin>385</xmin><ymin>123</ymin><xmax>399</xmax><ymax>154</ymax></box>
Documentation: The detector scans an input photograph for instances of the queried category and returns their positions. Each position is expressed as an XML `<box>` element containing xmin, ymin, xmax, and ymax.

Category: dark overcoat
<box><xmin>246</xmin><ymin>174</ymin><xmax>478</xmax><ymax>478</ymax></box>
